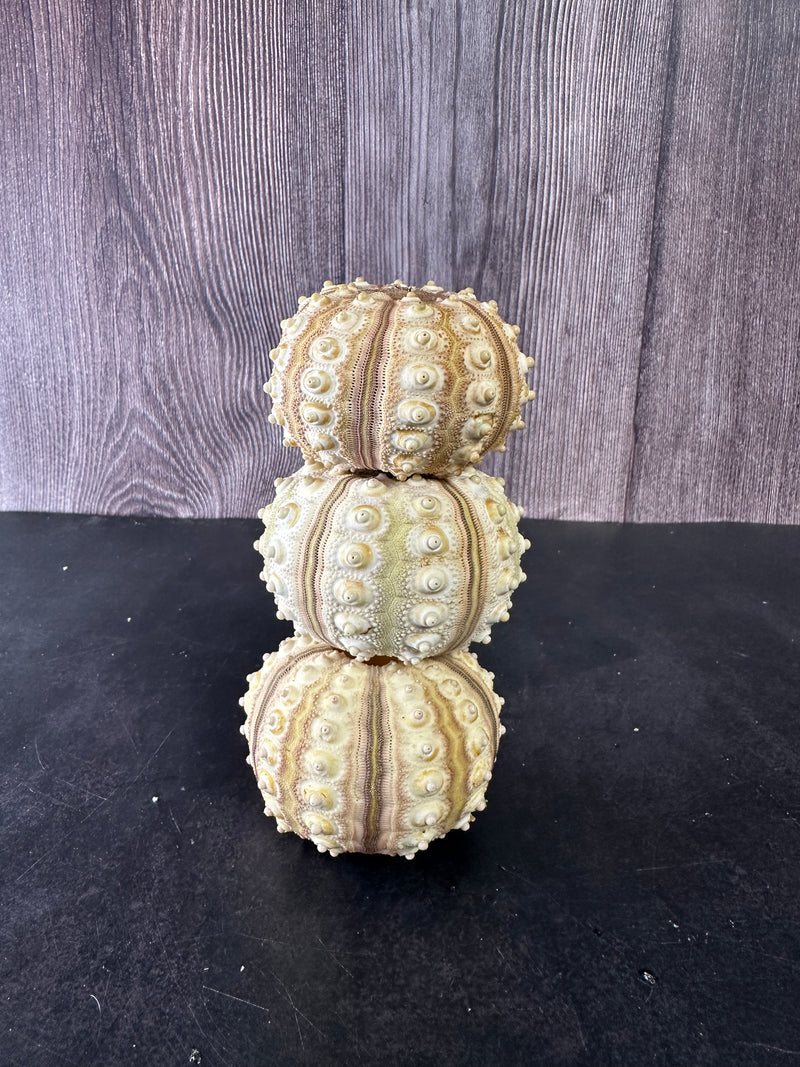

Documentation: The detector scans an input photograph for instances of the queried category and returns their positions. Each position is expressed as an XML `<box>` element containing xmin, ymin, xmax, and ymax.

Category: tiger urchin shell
<box><xmin>256</xmin><ymin>464</ymin><xmax>530</xmax><ymax>663</ymax></box>
<box><xmin>239</xmin><ymin>634</ymin><xmax>505</xmax><ymax>857</ymax></box>
<box><xmin>264</xmin><ymin>279</ymin><xmax>535</xmax><ymax>479</ymax></box>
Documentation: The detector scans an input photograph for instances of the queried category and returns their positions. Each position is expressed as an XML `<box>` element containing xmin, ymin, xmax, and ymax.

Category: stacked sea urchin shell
<box><xmin>241</xmin><ymin>279</ymin><xmax>532</xmax><ymax>858</ymax></box>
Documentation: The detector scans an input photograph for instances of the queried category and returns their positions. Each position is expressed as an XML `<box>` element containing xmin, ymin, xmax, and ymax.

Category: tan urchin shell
<box><xmin>239</xmin><ymin>635</ymin><xmax>505</xmax><ymax>857</ymax></box>
<box><xmin>265</xmin><ymin>279</ymin><xmax>535</xmax><ymax>478</ymax></box>
<box><xmin>256</xmin><ymin>464</ymin><xmax>530</xmax><ymax>663</ymax></box>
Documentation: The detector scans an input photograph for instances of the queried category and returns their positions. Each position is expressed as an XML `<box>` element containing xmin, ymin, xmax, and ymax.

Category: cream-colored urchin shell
<box><xmin>264</xmin><ymin>279</ymin><xmax>535</xmax><ymax>479</ymax></box>
<box><xmin>239</xmin><ymin>634</ymin><xmax>506</xmax><ymax>858</ymax></box>
<box><xmin>256</xmin><ymin>464</ymin><xmax>530</xmax><ymax>663</ymax></box>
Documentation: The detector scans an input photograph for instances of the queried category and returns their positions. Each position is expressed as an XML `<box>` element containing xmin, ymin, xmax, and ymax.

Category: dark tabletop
<box><xmin>1</xmin><ymin>513</ymin><xmax>799</xmax><ymax>1067</ymax></box>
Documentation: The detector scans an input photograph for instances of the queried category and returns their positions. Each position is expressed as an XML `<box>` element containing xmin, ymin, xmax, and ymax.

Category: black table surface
<box><xmin>1</xmin><ymin>512</ymin><xmax>799</xmax><ymax>1067</ymax></box>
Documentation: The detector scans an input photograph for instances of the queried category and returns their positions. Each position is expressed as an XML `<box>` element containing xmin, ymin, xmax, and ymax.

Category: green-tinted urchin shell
<box><xmin>256</xmin><ymin>464</ymin><xmax>530</xmax><ymax>663</ymax></box>
<box><xmin>239</xmin><ymin>635</ymin><xmax>505</xmax><ymax>858</ymax></box>
<box><xmin>264</xmin><ymin>279</ymin><xmax>535</xmax><ymax>479</ymax></box>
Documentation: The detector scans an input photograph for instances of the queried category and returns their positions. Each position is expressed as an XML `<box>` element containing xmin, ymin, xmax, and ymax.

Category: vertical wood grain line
<box><xmin>624</xmin><ymin>0</ymin><xmax>680</xmax><ymax>520</ymax></box>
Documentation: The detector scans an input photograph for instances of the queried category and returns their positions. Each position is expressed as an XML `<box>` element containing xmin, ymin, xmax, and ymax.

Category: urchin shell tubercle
<box><xmin>265</xmin><ymin>279</ymin><xmax>535</xmax><ymax>478</ymax></box>
<box><xmin>256</xmin><ymin>464</ymin><xmax>530</xmax><ymax>663</ymax></box>
<box><xmin>239</xmin><ymin>635</ymin><xmax>505</xmax><ymax>858</ymax></box>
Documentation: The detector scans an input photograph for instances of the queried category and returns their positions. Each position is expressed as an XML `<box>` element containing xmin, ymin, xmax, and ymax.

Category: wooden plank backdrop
<box><xmin>0</xmin><ymin>0</ymin><xmax>798</xmax><ymax>521</ymax></box>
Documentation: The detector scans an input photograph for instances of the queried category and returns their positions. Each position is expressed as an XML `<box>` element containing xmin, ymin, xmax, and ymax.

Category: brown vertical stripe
<box><xmin>369</xmin><ymin>299</ymin><xmax>400</xmax><ymax>470</ymax></box>
<box><xmin>440</xmin><ymin>482</ymin><xmax>488</xmax><ymax>649</ymax></box>
<box><xmin>351</xmin><ymin>299</ymin><xmax>396</xmax><ymax>468</ymax></box>
<box><xmin>444</xmin><ymin>654</ymin><xmax>500</xmax><ymax>756</ymax></box>
<box><xmin>363</xmin><ymin>664</ymin><xmax>382</xmax><ymax>853</ymax></box>
<box><xmin>296</xmin><ymin>473</ymin><xmax>355</xmax><ymax>638</ymax></box>
<box><xmin>437</xmin><ymin>313</ymin><xmax>464</xmax><ymax>466</ymax></box>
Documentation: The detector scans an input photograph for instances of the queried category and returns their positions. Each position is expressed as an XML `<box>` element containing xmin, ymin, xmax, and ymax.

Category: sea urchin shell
<box><xmin>265</xmin><ymin>279</ymin><xmax>534</xmax><ymax>478</ymax></box>
<box><xmin>256</xmin><ymin>464</ymin><xmax>530</xmax><ymax>663</ymax></box>
<box><xmin>240</xmin><ymin>635</ymin><xmax>505</xmax><ymax>858</ymax></box>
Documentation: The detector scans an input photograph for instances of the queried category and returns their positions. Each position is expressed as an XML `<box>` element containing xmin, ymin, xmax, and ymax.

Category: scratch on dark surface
<box><xmin>114</xmin><ymin>708</ymin><xmax>140</xmax><ymax>755</ymax></box>
<box><xmin>575</xmin><ymin>1012</ymin><xmax>588</xmax><ymax>1051</ymax></box>
<box><xmin>271</xmin><ymin>970</ymin><xmax>326</xmax><ymax>1048</ymax></box>
<box><xmin>739</xmin><ymin>1000</ymin><xmax>800</xmax><ymax>1022</ymax></box>
<box><xmin>4</xmin><ymin>1024</ymin><xmax>80</xmax><ymax>1065</ymax></box>
<box><xmin>51</xmin><ymin>775</ymin><xmax>108</xmax><ymax>802</ymax></box>
<box><xmin>169</xmin><ymin>806</ymin><xmax>181</xmax><ymax>834</ymax></box>
<box><xmin>153</xmin><ymin>927</ymin><xmax>227</xmax><ymax>1061</ymax></box>
<box><xmin>34</xmin><ymin>738</ymin><xmax>47</xmax><ymax>771</ymax></box>
<box><xmin>636</xmin><ymin>859</ymin><xmax>721</xmax><ymax>873</ymax></box>
<box><xmin>203</xmin><ymin>985</ymin><xmax>271</xmax><ymax>1015</ymax></box>
<box><xmin>741</xmin><ymin>1044</ymin><xmax>800</xmax><ymax>1056</ymax></box>
<box><xmin>46</xmin><ymin>641</ymin><xmax>126</xmax><ymax>665</ymax></box>
<box><xmin>236</xmin><ymin>931</ymin><xmax>286</xmax><ymax>946</ymax></box>
<box><xmin>14</xmin><ymin>796</ymin><xmax>111</xmax><ymax>882</ymax></box>
<box><xmin>498</xmin><ymin>863</ymin><xmax>537</xmax><ymax>888</ymax></box>
<box><xmin>27</xmin><ymin>785</ymin><xmax>81</xmax><ymax>812</ymax></box>
<box><xmin>89</xmin><ymin>994</ymin><xmax>101</xmax><ymax>1014</ymax></box>
<box><xmin>755</xmin><ymin>950</ymin><xmax>800</xmax><ymax>967</ymax></box>
<box><xmin>316</xmin><ymin>935</ymin><xmax>354</xmax><ymax>978</ymax></box>
<box><xmin>133</xmin><ymin>727</ymin><xmax>176</xmax><ymax>781</ymax></box>
<box><xmin>333</xmin><ymin>1006</ymin><xmax>363</xmax><ymax>1058</ymax></box>
<box><xmin>186</xmin><ymin>1004</ymin><xmax>221</xmax><ymax>1060</ymax></box>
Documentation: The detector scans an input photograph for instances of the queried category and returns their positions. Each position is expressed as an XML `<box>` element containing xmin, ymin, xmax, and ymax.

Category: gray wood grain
<box><xmin>0</xmin><ymin>1</ymin><xmax>797</xmax><ymax>522</ymax></box>
<box><xmin>0</xmin><ymin>0</ymin><xmax>345</xmax><ymax>517</ymax></box>
<box><xmin>344</xmin><ymin>1</ymin><xmax>673</xmax><ymax>520</ymax></box>
<box><xmin>625</xmin><ymin>0</ymin><xmax>800</xmax><ymax>522</ymax></box>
